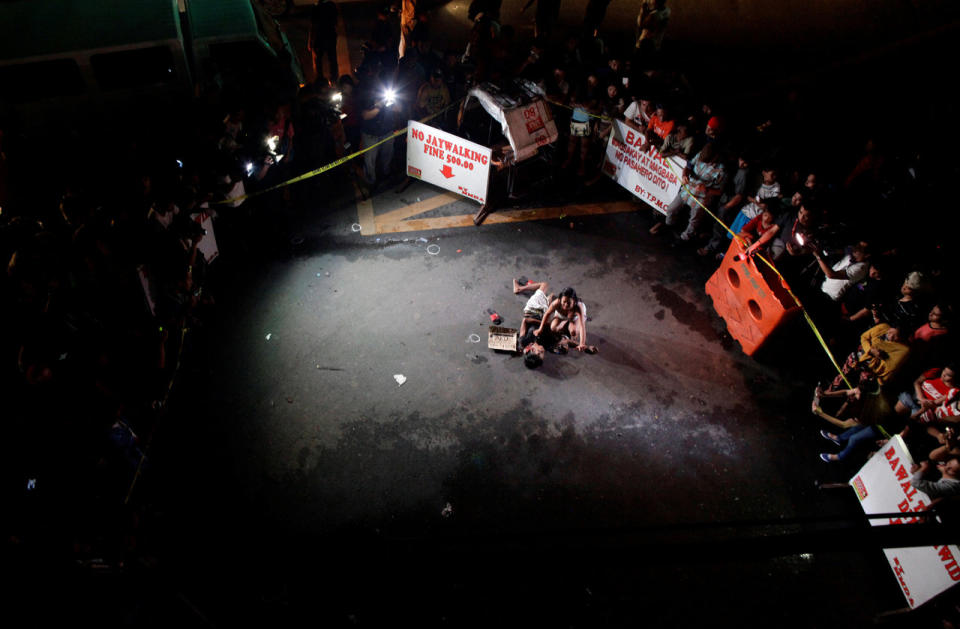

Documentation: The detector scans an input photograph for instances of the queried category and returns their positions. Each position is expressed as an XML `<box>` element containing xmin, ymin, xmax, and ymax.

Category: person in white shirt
<box><xmin>623</xmin><ymin>97</ymin><xmax>653</xmax><ymax>131</ymax></box>
<box><xmin>815</xmin><ymin>240</ymin><xmax>872</xmax><ymax>302</ymax></box>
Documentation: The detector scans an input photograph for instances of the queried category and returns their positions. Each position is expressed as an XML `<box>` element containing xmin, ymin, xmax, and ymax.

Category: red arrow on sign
<box><xmin>440</xmin><ymin>164</ymin><xmax>455</xmax><ymax>179</ymax></box>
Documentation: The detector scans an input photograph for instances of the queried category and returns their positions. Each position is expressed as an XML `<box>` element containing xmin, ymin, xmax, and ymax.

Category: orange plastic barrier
<box><xmin>705</xmin><ymin>239</ymin><xmax>800</xmax><ymax>355</ymax></box>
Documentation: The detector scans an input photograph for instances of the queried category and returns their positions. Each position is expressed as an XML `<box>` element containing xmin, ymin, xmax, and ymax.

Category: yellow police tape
<box><xmin>214</xmin><ymin>99</ymin><xmax>464</xmax><ymax>206</ymax></box>
<box><xmin>660</xmin><ymin>157</ymin><xmax>852</xmax><ymax>389</ymax></box>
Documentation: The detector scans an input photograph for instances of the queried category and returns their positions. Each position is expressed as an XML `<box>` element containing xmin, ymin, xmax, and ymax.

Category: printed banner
<box><xmin>850</xmin><ymin>435</ymin><xmax>960</xmax><ymax>608</ymax></box>
<box><xmin>602</xmin><ymin>119</ymin><xmax>686</xmax><ymax>214</ymax></box>
<box><xmin>406</xmin><ymin>120</ymin><xmax>492</xmax><ymax>205</ymax></box>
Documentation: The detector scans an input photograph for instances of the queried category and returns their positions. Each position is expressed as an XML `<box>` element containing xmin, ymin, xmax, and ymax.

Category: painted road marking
<box><xmin>374</xmin><ymin>192</ymin><xmax>460</xmax><ymax>225</ymax></box>
<box><xmin>372</xmin><ymin>200</ymin><xmax>637</xmax><ymax>234</ymax></box>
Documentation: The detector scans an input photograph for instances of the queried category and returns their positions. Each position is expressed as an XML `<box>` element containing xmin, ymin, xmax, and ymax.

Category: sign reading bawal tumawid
<box><xmin>406</xmin><ymin>120</ymin><xmax>492</xmax><ymax>205</ymax></box>
<box><xmin>850</xmin><ymin>435</ymin><xmax>960</xmax><ymax>608</ymax></box>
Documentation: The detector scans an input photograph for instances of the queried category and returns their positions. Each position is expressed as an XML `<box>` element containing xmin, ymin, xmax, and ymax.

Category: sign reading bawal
<box><xmin>602</xmin><ymin>119</ymin><xmax>686</xmax><ymax>215</ymax></box>
<box><xmin>850</xmin><ymin>435</ymin><xmax>960</xmax><ymax>608</ymax></box>
<box><xmin>406</xmin><ymin>120</ymin><xmax>492</xmax><ymax>205</ymax></box>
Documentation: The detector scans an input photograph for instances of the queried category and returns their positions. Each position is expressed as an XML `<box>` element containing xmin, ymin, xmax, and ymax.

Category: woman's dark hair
<box><xmin>559</xmin><ymin>287</ymin><xmax>578</xmax><ymax>303</ymax></box>
<box><xmin>524</xmin><ymin>352</ymin><xmax>543</xmax><ymax>369</ymax></box>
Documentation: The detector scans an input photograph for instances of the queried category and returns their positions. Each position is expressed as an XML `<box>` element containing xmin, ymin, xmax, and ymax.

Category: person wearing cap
<box><xmin>705</xmin><ymin>116</ymin><xmax>722</xmax><ymax>140</ymax></box>
<box><xmin>872</xmin><ymin>271</ymin><xmax>929</xmax><ymax>337</ymax></box>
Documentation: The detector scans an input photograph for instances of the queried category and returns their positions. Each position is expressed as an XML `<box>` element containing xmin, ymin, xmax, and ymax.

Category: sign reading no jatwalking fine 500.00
<box><xmin>406</xmin><ymin>120</ymin><xmax>492</xmax><ymax>205</ymax></box>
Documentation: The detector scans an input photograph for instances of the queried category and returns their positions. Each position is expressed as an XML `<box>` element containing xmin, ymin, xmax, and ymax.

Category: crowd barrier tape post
<box><xmin>213</xmin><ymin>99</ymin><xmax>464</xmax><ymax>206</ymax></box>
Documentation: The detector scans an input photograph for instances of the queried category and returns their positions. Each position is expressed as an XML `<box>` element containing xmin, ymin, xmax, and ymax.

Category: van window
<box><xmin>0</xmin><ymin>59</ymin><xmax>85</xmax><ymax>103</ymax></box>
<box><xmin>90</xmin><ymin>46</ymin><xmax>177</xmax><ymax>91</ymax></box>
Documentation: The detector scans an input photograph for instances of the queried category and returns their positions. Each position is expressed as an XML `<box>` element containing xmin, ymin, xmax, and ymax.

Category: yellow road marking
<box><xmin>374</xmin><ymin>191</ymin><xmax>460</xmax><ymax>226</ymax></box>
<box><xmin>373</xmin><ymin>200</ymin><xmax>637</xmax><ymax>234</ymax></box>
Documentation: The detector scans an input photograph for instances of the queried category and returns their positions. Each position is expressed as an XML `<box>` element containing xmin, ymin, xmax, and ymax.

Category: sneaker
<box><xmin>819</xmin><ymin>430</ymin><xmax>841</xmax><ymax>445</ymax></box>
<box><xmin>819</xmin><ymin>453</ymin><xmax>834</xmax><ymax>462</ymax></box>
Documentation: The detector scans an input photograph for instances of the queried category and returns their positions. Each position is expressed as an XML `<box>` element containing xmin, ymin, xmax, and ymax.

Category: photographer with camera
<box><xmin>357</xmin><ymin>67</ymin><xmax>398</xmax><ymax>190</ymax></box>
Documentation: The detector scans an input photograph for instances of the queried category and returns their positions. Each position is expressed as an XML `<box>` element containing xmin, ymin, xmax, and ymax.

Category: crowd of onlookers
<box><xmin>2</xmin><ymin>0</ymin><xmax>959</xmax><ymax>622</ymax></box>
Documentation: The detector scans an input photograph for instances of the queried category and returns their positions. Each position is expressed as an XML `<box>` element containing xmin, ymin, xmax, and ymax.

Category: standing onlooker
<box><xmin>583</xmin><ymin>0</ymin><xmax>613</xmax><ymax>35</ymax></box>
<box><xmin>651</xmin><ymin>142</ymin><xmax>726</xmax><ymax>241</ymax></box>
<box><xmin>522</xmin><ymin>0</ymin><xmax>562</xmax><ymax>45</ymax></box>
<box><xmin>416</xmin><ymin>69</ymin><xmax>451</xmax><ymax>124</ymax></box>
<box><xmin>357</xmin><ymin>69</ymin><xmax>395</xmax><ymax>188</ymax></box>
<box><xmin>698</xmin><ymin>151</ymin><xmax>751</xmax><ymax>258</ymax></box>
<box><xmin>309</xmin><ymin>0</ymin><xmax>339</xmax><ymax>83</ymax></box>
<box><xmin>634</xmin><ymin>0</ymin><xmax>670</xmax><ymax>69</ymax></box>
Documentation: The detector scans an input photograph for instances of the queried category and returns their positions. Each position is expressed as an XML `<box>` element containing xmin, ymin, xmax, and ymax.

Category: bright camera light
<box><xmin>383</xmin><ymin>88</ymin><xmax>396</xmax><ymax>106</ymax></box>
<box><xmin>332</xmin><ymin>91</ymin><xmax>343</xmax><ymax>102</ymax></box>
<box><xmin>265</xmin><ymin>135</ymin><xmax>279</xmax><ymax>152</ymax></box>
<box><xmin>795</xmin><ymin>233</ymin><xmax>805</xmax><ymax>246</ymax></box>
<box><xmin>245</xmin><ymin>162</ymin><xmax>254</xmax><ymax>174</ymax></box>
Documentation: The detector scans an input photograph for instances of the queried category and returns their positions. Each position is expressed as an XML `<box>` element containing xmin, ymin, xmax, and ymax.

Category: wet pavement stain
<box><xmin>651</xmin><ymin>283</ymin><xmax>719</xmax><ymax>343</ymax></box>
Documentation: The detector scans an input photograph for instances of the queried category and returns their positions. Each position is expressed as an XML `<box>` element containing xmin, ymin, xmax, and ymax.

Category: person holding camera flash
<box><xmin>358</xmin><ymin>69</ymin><xmax>398</xmax><ymax>188</ymax></box>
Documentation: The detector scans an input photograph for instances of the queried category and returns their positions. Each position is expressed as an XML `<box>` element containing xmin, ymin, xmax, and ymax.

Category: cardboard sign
<box><xmin>488</xmin><ymin>326</ymin><xmax>518</xmax><ymax>352</ymax></box>
<box><xmin>406</xmin><ymin>120</ymin><xmax>492</xmax><ymax>205</ymax></box>
<box><xmin>850</xmin><ymin>435</ymin><xmax>960</xmax><ymax>608</ymax></box>
<box><xmin>465</xmin><ymin>86</ymin><xmax>558</xmax><ymax>163</ymax></box>
<box><xmin>602</xmin><ymin>119</ymin><xmax>686</xmax><ymax>214</ymax></box>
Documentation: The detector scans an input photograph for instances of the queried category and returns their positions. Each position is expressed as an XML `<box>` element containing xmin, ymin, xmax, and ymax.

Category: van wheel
<box><xmin>262</xmin><ymin>0</ymin><xmax>292</xmax><ymax>17</ymax></box>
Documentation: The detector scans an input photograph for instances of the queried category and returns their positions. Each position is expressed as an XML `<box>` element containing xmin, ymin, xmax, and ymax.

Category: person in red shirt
<box><xmin>909</xmin><ymin>303</ymin><xmax>951</xmax><ymax>366</ymax></box>
<box><xmin>737</xmin><ymin>203</ymin><xmax>780</xmax><ymax>257</ymax></box>
<box><xmin>897</xmin><ymin>364</ymin><xmax>958</xmax><ymax>419</ymax></box>
<box><xmin>645</xmin><ymin>103</ymin><xmax>674</xmax><ymax>145</ymax></box>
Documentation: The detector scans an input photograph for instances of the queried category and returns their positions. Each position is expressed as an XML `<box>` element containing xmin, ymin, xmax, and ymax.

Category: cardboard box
<box><xmin>488</xmin><ymin>326</ymin><xmax>518</xmax><ymax>352</ymax></box>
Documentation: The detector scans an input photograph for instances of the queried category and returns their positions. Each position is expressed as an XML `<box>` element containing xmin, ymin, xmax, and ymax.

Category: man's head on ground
<box><xmin>524</xmin><ymin>342</ymin><xmax>545</xmax><ymax>369</ymax></box>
